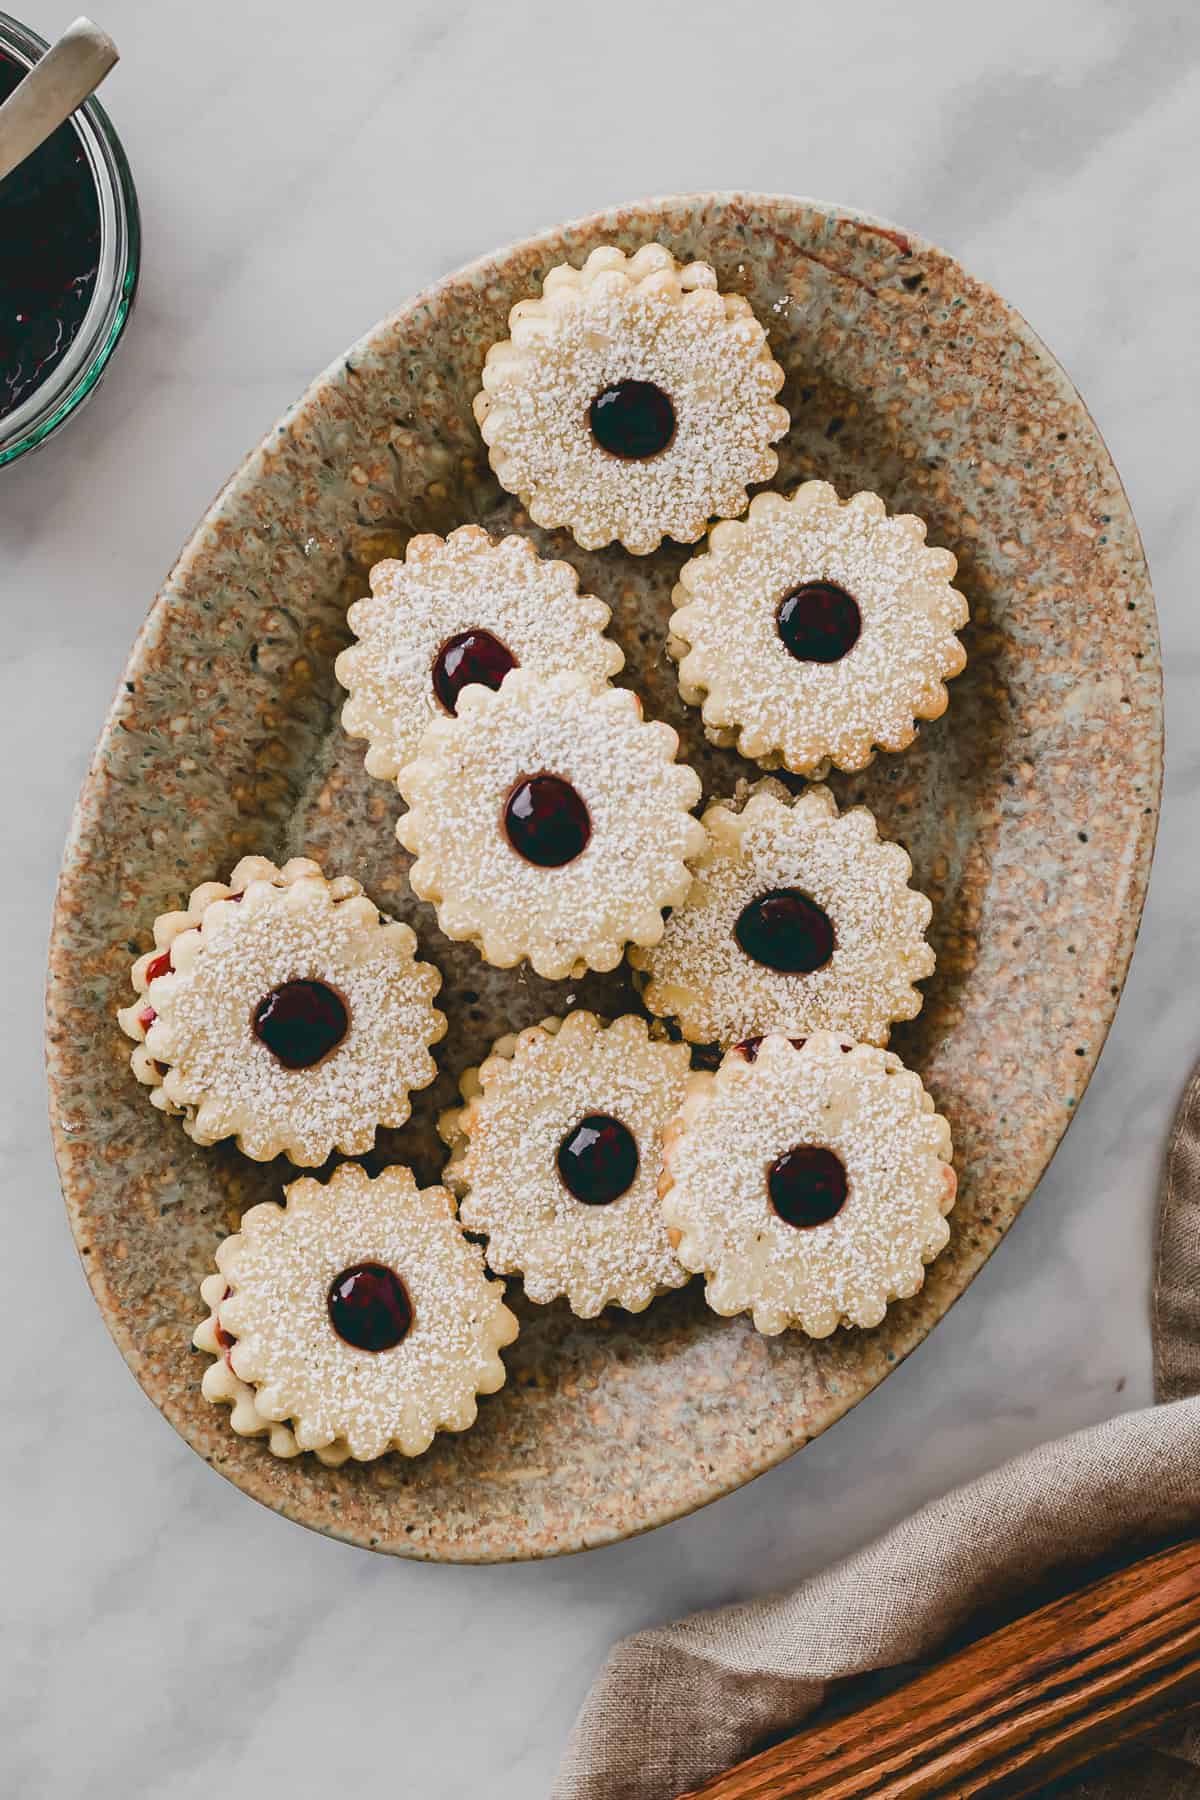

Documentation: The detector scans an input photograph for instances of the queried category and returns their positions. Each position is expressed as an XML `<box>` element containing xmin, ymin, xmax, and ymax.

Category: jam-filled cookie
<box><xmin>669</xmin><ymin>483</ymin><xmax>968</xmax><ymax>775</ymax></box>
<box><xmin>660</xmin><ymin>1032</ymin><xmax>955</xmax><ymax>1337</ymax></box>
<box><xmin>118</xmin><ymin>856</ymin><xmax>445</xmax><ymax>1166</ymax></box>
<box><xmin>193</xmin><ymin>1162</ymin><xmax>518</xmax><ymax>1462</ymax></box>
<box><xmin>397</xmin><ymin>669</ymin><xmax>705</xmax><ymax>979</ymax></box>
<box><xmin>631</xmin><ymin>780</ymin><xmax>933</xmax><ymax>1048</ymax></box>
<box><xmin>473</xmin><ymin>243</ymin><xmax>789</xmax><ymax>555</ymax></box>
<box><xmin>440</xmin><ymin>1011</ymin><xmax>691</xmax><ymax>1317</ymax></box>
<box><xmin>334</xmin><ymin>525</ymin><xmax>623</xmax><ymax>784</ymax></box>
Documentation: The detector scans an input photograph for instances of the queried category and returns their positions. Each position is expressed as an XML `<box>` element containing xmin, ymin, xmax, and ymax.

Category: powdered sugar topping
<box><xmin>661</xmin><ymin>1033</ymin><xmax>955</xmax><ymax>1337</ymax></box>
<box><xmin>671</xmin><ymin>483</ymin><xmax>969</xmax><ymax>773</ymax></box>
<box><xmin>398</xmin><ymin>669</ymin><xmax>706</xmax><ymax>979</ymax></box>
<box><xmin>121</xmin><ymin>859</ymin><xmax>445</xmax><ymax>1165</ymax></box>
<box><xmin>632</xmin><ymin>781</ymin><xmax>934</xmax><ymax>1047</ymax></box>
<box><xmin>442</xmin><ymin>1012</ymin><xmax>691</xmax><ymax>1316</ymax></box>
<box><xmin>204</xmin><ymin>1163</ymin><xmax>518</xmax><ymax>1461</ymax></box>
<box><xmin>474</xmin><ymin>243</ymin><xmax>789</xmax><ymax>555</ymax></box>
<box><xmin>335</xmin><ymin>526</ymin><xmax>623</xmax><ymax>782</ymax></box>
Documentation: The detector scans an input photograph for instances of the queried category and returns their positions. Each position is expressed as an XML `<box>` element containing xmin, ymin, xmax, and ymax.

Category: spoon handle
<box><xmin>0</xmin><ymin>17</ymin><xmax>119</xmax><ymax>185</ymax></box>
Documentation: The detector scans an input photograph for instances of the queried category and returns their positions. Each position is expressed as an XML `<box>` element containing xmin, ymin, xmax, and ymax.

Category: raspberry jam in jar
<box><xmin>0</xmin><ymin>14</ymin><xmax>138</xmax><ymax>466</ymax></box>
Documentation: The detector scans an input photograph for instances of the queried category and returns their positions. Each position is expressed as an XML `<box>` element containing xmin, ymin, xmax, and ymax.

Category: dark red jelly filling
<box><xmin>214</xmin><ymin>1287</ymin><xmax>236</xmax><ymax>1364</ymax></box>
<box><xmin>327</xmin><ymin>1261</ymin><xmax>412</xmax><ymax>1352</ymax></box>
<box><xmin>734</xmin><ymin>1036</ymin><xmax>853</xmax><ymax>1062</ymax></box>
<box><xmin>776</xmin><ymin>582</ymin><xmax>862</xmax><ymax>664</ymax></box>
<box><xmin>735</xmin><ymin>889</ymin><xmax>835</xmax><ymax>974</ymax></box>
<box><xmin>557</xmin><ymin>1113</ymin><xmax>639</xmax><ymax>1205</ymax></box>
<box><xmin>252</xmin><ymin>980</ymin><xmax>348</xmax><ymax>1069</ymax></box>
<box><xmin>588</xmin><ymin>380</ymin><xmax>676</xmax><ymax>459</ymax></box>
<box><xmin>734</xmin><ymin>1035</ymin><xmax>807</xmax><ymax>1063</ymax></box>
<box><xmin>768</xmin><ymin>1144</ymin><xmax>848</xmax><ymax>1228</ymax></box>
<box><xmin>504</xmin><ymin>774</ymin><xmax>591</xmax><ymax>867</ymax></box>
<box><xmin>137</xmin><ymin>1005</ymin><xmax>156</xmax><ymax>1033</ymax></box>
<box><xmin>0</xmin><ymin>51</ymin><xmax>101</xmax><ymax>423</ymax></box>
<box><xmin>145</xmin><ymin>949</ymin><xmax>173</xmax><ymax>984</ymax></box>
<box><xmin>432</xmin><ymin>629</ymin><xmax>518</xmax><ymax>713</ymax></box>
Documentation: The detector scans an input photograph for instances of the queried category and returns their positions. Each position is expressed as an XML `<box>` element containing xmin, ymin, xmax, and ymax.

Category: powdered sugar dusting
<box><xmin>206</xmin><ymin>1164</ymin><xmax>518</xmax><ymax>1461</ymax></box>
<box><xmin>671</xmin><ymin>483</ymin><xmax>969</xmax><ymax>773</ymax></box>
<box><xmin>474</xmin><ymin>244</ymin><xmax>789</xmax><ymax>555</ymax></box>
<box><xmin>398</xmin><ymin>670</ymin><xmax>706</xmax><ymax>979</ymax></box>
<box><xmin>335</xmin><ymin>526</ymin><xmax>623</xmax><ymax>782</ymax></box>
<box><xmin>443</xmin><ymin>1012</ymin><xmax>691</xmax><ymax>1317</ymax></box>
<box><xmin>632</xmin><ymin>781</ymin><xmax>934</xmax><ymax>1047</ymax></box>
<box><xmin>128</xmin><ymin>865</ymin><xmax>445</xmax><ymax>1166</ymax></box>
<box><xmin>661</xmin><ymin>1033</ymin><xmax>955</xmax><ymax>1337</ymax></box>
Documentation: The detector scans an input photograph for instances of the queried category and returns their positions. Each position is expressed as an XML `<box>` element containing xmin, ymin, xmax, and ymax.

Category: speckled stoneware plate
<box><xmin>47</xmin><ymin>194</ymin><xmax>1161</xmax><ymax>1561</ymax></box>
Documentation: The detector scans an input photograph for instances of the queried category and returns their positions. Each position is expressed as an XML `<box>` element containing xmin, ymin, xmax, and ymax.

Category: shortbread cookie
<box><xmin>670</xmin><ymin>483</ymin><xmax>968</xmax><ymax>775</ymax></box>
<box><xmin>440</xmin><ymin>1012</ymin><xmax>691</xmax><ymax>1317</ymax></box>
<box><xmin>473</xmin><ymin>243</ymin><xmax>789</xmax><ymax>555</ymax></box>
<box><xmin>660</xmin><ymin>1032</ymin><xmax>955</xmax><ymax>1337</ymax></box>
<box><xmin>118</xmin><ymin>856</ymin><xmax>445</xmax><ymax>1165</ymax></box>
<box><xmin>631</xmin><ymin>781</ymin><xmax>933</xmax><ymax>1048</ymax></box>
<box><xmin>334</xmin><ymin>526</ymin><xmax>624</xmax><ymax>783</ymax></box>
<box><xmin>193</xmin><ymin>1162</ymin><xmax>518</xmax><ymax>1462</ymax></box>
<box><xmin>397</xmin><ymin>670</ymin><xmax>705</xmax><ymax>979</ymax></box>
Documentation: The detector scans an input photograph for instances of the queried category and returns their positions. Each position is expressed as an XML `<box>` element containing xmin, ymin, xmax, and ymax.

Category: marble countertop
<box><xmin>5</xmin><ymin>1</ymin><xmax>1198</xmax><ymax>1793</ymax></box>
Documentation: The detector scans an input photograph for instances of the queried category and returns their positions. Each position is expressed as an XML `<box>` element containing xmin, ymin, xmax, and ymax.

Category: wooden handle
<box><xmin>678</xmin><ymin>1538</ymin><xmax>1200</xmax><ymax>1800</ymax></box>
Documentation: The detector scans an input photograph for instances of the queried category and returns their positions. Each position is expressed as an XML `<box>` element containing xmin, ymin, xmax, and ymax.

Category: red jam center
<box><xmin>768</xmin><ymin>1145</ymin><xmax>848</xmax><ymax>1228</ymax></box>
<box><xmin>432</xmin><ymin>629</ymin><xmax>518</xmax><ymax>714</ymax></box>
<box><xmin>145</xmin><ymin>949</ymin><xmax>173</xmax><ymax>984</ymax></box>
<box><xmin>0</xmin><ymin>52</ymin><xmax>101</xmax><ymax>423</ymax></box>
<box><xmin>504</xmin><ymin>774</ymin><xmax>592</xmax><ymax>867</ymax></box>
<box><xmin>557</xmin><ymin>1113</ymin><xmax>639</xmax><ymax>1205</ymax></box>
<box><xmin>776</xmin><ymin>582</ymin><xmax>862</xmax><ymax>664</ymax></box>
<box><xmin>734</xmin><ymin>1035</ymin><xmax>808</xmax><ymax>1063</ymax></box>
<box><xmin>588</xmin><ymin>380</ymin><xmax>676</xmax><ymax>459</ymax></box>
<box><xmin>735</xmin><ymin>1037</ymin><xmax>852</xmax><ymax>1063</ymax></box>
<box><xmin>735</xmin><ymin>889</ymin><xmax>835</xmax><ymax>974</ymax></box>
<box><xmin>252</xmin><ymin>980</ymin><xmax>348</xmax><ymax>1069</ymax></box>
<box><xmin>326</xmin><ymin>1262</ymin><xmax>412</xmax><ymax>1352</ymax></box>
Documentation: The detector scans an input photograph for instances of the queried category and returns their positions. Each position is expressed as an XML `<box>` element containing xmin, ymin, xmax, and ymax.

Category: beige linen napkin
<box><xmin>554</xmin><ymin>1070</ymin><xmax>1200</xmax><ymax>1800</ymax></box>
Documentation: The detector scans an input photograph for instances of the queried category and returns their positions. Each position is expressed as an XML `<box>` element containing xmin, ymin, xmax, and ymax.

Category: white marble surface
<box><xmin>4</xmin><ymin>0</ymin><xmax>1198</xmax><ymax>1792</ymax></box>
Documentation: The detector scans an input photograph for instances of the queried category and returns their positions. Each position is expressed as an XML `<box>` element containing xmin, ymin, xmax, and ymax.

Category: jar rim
<box><xmin>0</xmin><ymin>10</ymin><xmax>141</xmax><ymax>466</ymax></box>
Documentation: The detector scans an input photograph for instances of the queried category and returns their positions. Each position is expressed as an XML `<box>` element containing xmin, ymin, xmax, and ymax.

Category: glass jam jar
<box><xmin>0</xmin><ymin>10</ymin><xmax>139</xmax><ymax>466</ymax></box>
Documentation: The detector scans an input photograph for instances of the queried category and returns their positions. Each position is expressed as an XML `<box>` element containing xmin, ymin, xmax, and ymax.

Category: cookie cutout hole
<box><xmin>768</xmin><ymin>1145</ymin><xmax>847</xmax><ymax>1228</ymax></box>
<box><xmin>588</xmin><ymin>380</ymin><xmax>676</xmax><ymax>460</ymax></box>
<box><xmin>252</xmin><ymin>979</ymin><xmax>349</xmax><ymax>1069</ymax></box>
<box><xmin>504</xmin><ymin>774</ymin><xmax>592</xmax><ymax>867</ymax></box>
<box><xmin>432</xmin><ymin>629</ymin><xmax>518</xmax><ymax>714</ymax></box>
<box><xmin>557</xmin><ymin>1113</ymin><xmax>639</xmax><ymax>1205</ymax></box>
<box><xmin>776</xmin><ymin>582</ymin><xmax>861</xmax><ymax>664</ymax></box>
<box><xmin>735</xmin><ymin>889</ymin><xmax>835</xmax><ymax>974</ymax></box>
<box><xmin>327</xmin><ymin>1262</ymin><xmax>413</xmax><ymax>1351</ymax></box>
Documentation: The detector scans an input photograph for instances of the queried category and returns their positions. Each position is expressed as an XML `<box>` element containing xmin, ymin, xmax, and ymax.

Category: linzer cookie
<box><xmin>334</xmin><ymin>525</ymin><xmax>623</xmax><ymax>784</ymax></box>
<box><xmin>440</xmin><ymin>1011</ymin><xmax>691</xmax><ymax>1317</ymax></box>
<box><xmin>669</xmin><ymin>482</ymin><xmax>968</xmax><ymax>775</ymax></box>
<box><xmin>631</xmin><ymin>780</ymin><xmax>933</xmax><ymax>1048</ymax></box>
<box><xmin>193</xmin><ymin>1162</ymin><xmax>518</xmax><ymax>1463</ymax></box>
<box><xmin>117</xmin><ymin>856</ymin><xmax>445</xmax><ymax>1165</ymax></box>
<box><xmin>473</xmin><ymin>243</ymin><xmax>789</xmax><ymax>555</ymax></box>
<box><xmin>660</xmin><ymin>1033</ymin><xmax>956</xmax><ymax>1337</ymax></box>
<box><xmin>397</xmin><ymin>669</ymin><xmax>705</xmax><ymax>979</ymax></box>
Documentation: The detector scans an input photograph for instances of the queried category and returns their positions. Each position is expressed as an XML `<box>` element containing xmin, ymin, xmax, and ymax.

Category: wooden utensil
<box><xmin>678</xmin><ymin>1538</ymin><xmax>1200</xmax><ymax>1799</ymax></box>
<box><xmin>0</xmin><ymin>17</ymin><xmax>118</xmax><ymax>185</ymax></box>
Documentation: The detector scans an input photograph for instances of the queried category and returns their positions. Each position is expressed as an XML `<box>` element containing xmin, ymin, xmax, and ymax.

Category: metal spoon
<box><xmin>0</xmin><ymin>17</ymin><xmax>118</xmax><ymax>185</ymax></box>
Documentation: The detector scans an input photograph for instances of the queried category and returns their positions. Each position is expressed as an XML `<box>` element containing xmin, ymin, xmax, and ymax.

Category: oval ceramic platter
<box><xmin>47</xmin><ymin>195</ymin><xmax>1161</xmax><ymax>1561</ymax></box>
